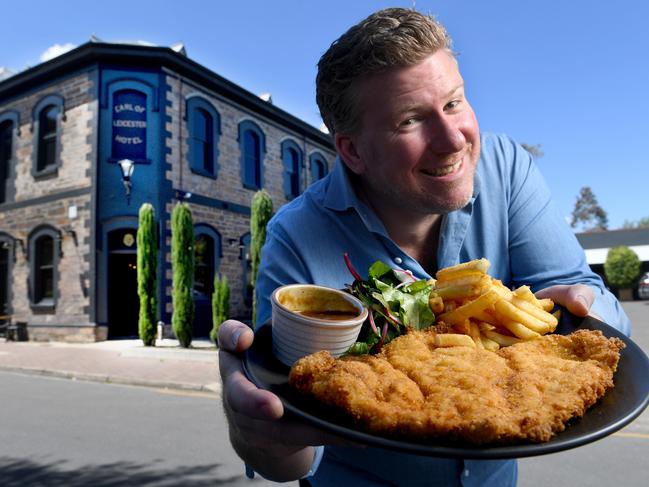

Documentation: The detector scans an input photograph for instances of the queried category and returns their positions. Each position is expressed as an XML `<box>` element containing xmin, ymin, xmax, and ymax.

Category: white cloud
<box><xmin>0</xmin><ymin>66</ymin><xmax>16</xmax><ymax>81</ymax></box>
<box><xmin>319</xmin><ymin>123</ymin><xmax>330</xmax><ymax>134</ymax></box>
<box><xmin>40</xmin><ymin>43</ymin><xmax>77</xmax><ymax>62</ymax></box>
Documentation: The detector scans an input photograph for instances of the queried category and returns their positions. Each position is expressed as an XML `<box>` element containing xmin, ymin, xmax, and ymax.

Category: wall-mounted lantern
<box><xmin>117</xmin><ymin>158</ymin><xmax>135</xmax><ymax>204</ymax></box>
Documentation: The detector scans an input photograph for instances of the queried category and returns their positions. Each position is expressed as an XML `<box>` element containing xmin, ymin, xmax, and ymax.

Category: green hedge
<box><xmin>137</xmin><ymin>203</ymin><xmax>157</xmax><ymax>346</ymax></box>
<box><xmin>604</xmin><ymin>246</ymin><xmax>641</xmax><ymax>289</ymax></box>
<box><xmin>171</xmin><ymin>203</ymin><xmax>195</xmax><ymax>348</ymax></box>
<box><xmin>250</xmin><ymin>190</ymin><xmax>273</xmax><ymax>327</ymax></box>
<box><xmin>210</xmin><ymin>273</ymin><xmax>230</xmax><ymax>345</ymax></box>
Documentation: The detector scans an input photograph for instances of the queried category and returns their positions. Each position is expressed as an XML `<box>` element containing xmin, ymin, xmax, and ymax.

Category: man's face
<box><xmin>339</xmin><ymin>50</ymin><xmax>480</xmax><ymax>215</ymax></box>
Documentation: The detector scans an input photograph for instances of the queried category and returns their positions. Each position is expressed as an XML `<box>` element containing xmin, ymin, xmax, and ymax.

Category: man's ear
<box><xmin>335</xmin><ymin>133</ymin><xmax>366</xmax><ymax>175</ymax></box>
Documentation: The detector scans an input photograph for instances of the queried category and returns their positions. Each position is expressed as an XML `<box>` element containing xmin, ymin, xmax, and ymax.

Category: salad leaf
<box><xmin>368</xmin><ymin>260</ymin><xmax>392</xmax><ymax>280</ymax></box>
<box><xmin>343</xmin><ymin>253</ymin><xmax>435</xmax><ymax>355</ymax></box>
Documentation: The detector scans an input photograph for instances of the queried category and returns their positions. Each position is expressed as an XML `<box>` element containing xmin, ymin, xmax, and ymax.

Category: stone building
<box><xmin>0</xmin><ymin>41</ymin><xmax>335</xmax><ymax>341</ymax></box>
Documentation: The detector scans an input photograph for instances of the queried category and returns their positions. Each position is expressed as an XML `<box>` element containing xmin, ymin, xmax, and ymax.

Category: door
<box><xmin>0</xmin><ymin>245</ymin><xmax>9</xmax><ymax>320</ymax></box>
<box><xmin>107</xmin><ymin>229</ymin><xmax>139</xmax><ymax>338</ymax></box>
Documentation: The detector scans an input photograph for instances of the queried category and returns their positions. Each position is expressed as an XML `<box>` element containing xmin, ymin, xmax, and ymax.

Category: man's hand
<box><xmin>535</xmin><ymin>284</ymin><xmax>598</xmax><ymax>318</ymax></box>
<box><xmin>219</xmin><ymin>320</ymin><xmax>284</xmax><ymax>424</ymax></box>
<box><xmin>218</xmin><ymin>319</ymin><xmax>347</xmax><ymax>481</ymax></box>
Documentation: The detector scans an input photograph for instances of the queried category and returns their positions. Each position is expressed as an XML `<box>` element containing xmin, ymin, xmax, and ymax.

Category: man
<box><xmin>219</xmin><ymin>8</ymin><xmax>630</xmax><ymax>486</ymax></box>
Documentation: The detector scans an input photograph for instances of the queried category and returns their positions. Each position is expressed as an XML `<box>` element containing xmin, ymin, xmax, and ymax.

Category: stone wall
<box><xmin>0</xmin><ymin>70</ymin><xmax>95</xmax><ymax>341</ymax></box>
<box><xmin>0</xmin><ymin>63</ymin><xmax>337</xmax><ymax>341</ymax></box>
<box><xmin>164</xmin><ymin>74</ymin><xmax>336</xmax><ymax>319</ymax></box>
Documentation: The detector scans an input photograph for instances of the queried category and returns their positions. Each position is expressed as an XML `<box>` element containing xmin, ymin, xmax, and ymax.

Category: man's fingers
<box><xmin>218</xmin><ymin>319</ymin><xmax>254</xmax><ymax>352</ymax></box>
<box><xmin>536</xmin><ymin>284</ymin><xmax>594</xmax><ymax>317</ymax></box>
<box><xmin>219</xmin><ymin>348</ymin><xmax>284</xmax><ymax>420</ymax></box>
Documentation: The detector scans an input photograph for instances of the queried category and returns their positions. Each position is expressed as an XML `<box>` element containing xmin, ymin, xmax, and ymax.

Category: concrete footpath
<box><xmin>0</xmin><ymin>336</ymin><xmax>221</xmax><ymax>395</ymax></box>
<box><xmin>0</xmin><ymin>301</ymin><xmax>646</xmax><ymax>401</ymax></box>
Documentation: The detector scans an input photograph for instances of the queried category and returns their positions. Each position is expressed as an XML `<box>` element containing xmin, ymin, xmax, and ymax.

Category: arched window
<box><xmin>193</xmin><ymin>225</ymin><xmax>222</xmax><ymax>298</ymax></box>
<box><xmin>0</xmin><ymin>119</ymin><xmax>14</xmax><ymax>204</ymax></box>
<box><xmin>0</xmin><ymin>233</ymin><xmax>13</xmax><ymax>320</ymax></box>
<box><xmin>38</xmin><ymin>106</ymin><xmax>59</xmax><ymax>171</ymax></box>
<box><xmin>238</xmin><ymin>120</ymin><xmax>266</xmax><ymax>190</ymax></box>
<box><xmin>187</xmin><ymin>96</ymin><xmax>221</xmax><ymax>178</ymax></box>
<box><xmin>32</xmin><ymin>95</ymin><xmax>64</xmax><ymax>177</ymax></box>
<box><xmin>34</xmin><ymin>235</ymin><xmax>55</xmax><ymax>302</ymax></box>
<box><xmin>281</xmin><ymin>139</ymin><xmax>303</xmax><ymax>200</ymax></box>
<box><xmin>309</xmin><ymin>152</ymin><xmax>329</xmax><ymax>183</ymax></box>
<box><xmin>28</xmin><ymin>226</ymin><xmax>61</xmax><ymax>310</ymax></box>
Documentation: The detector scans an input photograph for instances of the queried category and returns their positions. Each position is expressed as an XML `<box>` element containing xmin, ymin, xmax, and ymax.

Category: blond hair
<box><xmin>316</xmin><ymin>8</ymin><xmax>453</xmax><ymax>135</ymax></box>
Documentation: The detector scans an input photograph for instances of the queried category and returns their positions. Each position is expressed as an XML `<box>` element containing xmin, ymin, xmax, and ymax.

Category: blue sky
<box><xmin>2</xmin><ymin>0</ymin><xmax>647</xmax><ymax>230</ymax></box>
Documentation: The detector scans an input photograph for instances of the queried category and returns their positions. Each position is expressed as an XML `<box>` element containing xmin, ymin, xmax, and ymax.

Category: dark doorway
<box><xmin>107</xmin><ymin>229</ymin><xmax>139</xmax><ymax>338</ymax></box>
<box><xmin>0</xmin><ymin>245</ymin><xmax>9</xmax><ymax>320</ymax></box>
<box><xmin>193</xmin><ymin>232</ymin><xmax>215</xmax><ymax>338</ymax></box>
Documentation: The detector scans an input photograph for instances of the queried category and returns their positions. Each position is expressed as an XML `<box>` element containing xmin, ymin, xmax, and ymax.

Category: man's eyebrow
<box><xmin>446</xmin><ymin>83</ymin><xmax>465</xmax><ymax>98</ymax></box>
<box><xmin>394</xmin><ymin>84</ymin><xmax>465</xmax><ymax>114</ymax></box>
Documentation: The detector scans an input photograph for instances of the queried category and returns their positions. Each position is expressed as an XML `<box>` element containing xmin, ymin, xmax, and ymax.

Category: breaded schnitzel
<box><xmin>288</xmin><ymin>329</ymin><xmax>624</xmax><ymax>444</ymax></box>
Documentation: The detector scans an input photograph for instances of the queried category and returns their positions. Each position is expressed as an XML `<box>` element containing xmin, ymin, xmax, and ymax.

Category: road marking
<box><xmin>613</xmin><ymin>432</ymin><xmax>649</xmax><ymax>439</ymax></box>
<box><xmin>155</xmin><ymin>388</ymin><xmax>219</xmax><ymax>399</ymax></box>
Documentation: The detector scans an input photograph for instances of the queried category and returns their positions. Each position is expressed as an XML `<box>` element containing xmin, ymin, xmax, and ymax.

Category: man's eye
<box><xmin>445</xmin><ymin>100</ymin><xmax>461</xmax><ymax>110</ymax></box>
<box><xmin>400</xmin><ymin>117</ymin><xmax>419</xmax><ymax>127</ymax></box>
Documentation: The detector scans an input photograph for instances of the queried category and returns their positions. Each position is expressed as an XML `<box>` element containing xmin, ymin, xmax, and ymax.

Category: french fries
<box><xmin>430</xmin><ymin>259</ymin><xmax>557</xmax><ymax>351</ymax></box>
<box><xmin>434</xmin><ymin>333</ymin><xmax>477</xmax><ymax>348</ymax></box>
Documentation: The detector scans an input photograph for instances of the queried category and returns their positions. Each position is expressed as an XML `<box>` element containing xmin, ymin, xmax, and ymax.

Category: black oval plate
<box><xmin>242</xmin><ymin>315</ymin><xmax>649</xmax><ymax>459</ymax></box>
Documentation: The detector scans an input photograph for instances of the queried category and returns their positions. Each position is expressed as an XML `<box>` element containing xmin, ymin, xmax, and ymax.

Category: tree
<box><xmin>623</xmin><ymin>217</ymin><xmax>649</xmax><ymax>229</ymax></box>
<box><xmin>171</xmin><ymin>202</ymin><xmax>195</xmax><ymax>348</ymax></box>
<box><xmin>250</xmin><ymin>190</ymin><xmax>274</xmax><ymax>327</ymax></box>
<box><xmin>210</xmin><ymin>273</ymin><xmax>230</xmax><ymax>345</ymax></box>
<box><xmin>137</xmin><ymin>203</ymin><xmax>157</xmax><ymax>346</ymax></box>
<box><xmin>521</xmin><ymin>143</ymin><xmax>544</xmax><ymax>158</ymax></box>
<box><xmin>604</xmin><ymin>246</ymin><xmax>641</xmax><ymax>290</ymax></box>
<box><xmin>570</xmin><ymin>186</ymin><xmax>608</xmax><ymax>231</ymax></box>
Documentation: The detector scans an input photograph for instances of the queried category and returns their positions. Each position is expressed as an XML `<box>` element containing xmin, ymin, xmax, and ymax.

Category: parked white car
<box><xmin>638</xmin><ymin>272</ymin><xmax>649</xmax><ymax>299</ymax></box>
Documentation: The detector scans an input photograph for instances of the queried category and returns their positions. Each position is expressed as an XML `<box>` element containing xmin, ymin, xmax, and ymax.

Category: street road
<box><xmin>1</xmin><ymin>301</ymin><xmax>647</xmax><ymax>486</ymax></box>
<box><xmin>0</xmin><ymin>372</ymin><xmax>290</xmax><ymax>487</ymax></box>
<box><xmin>519</xmin><ymin>300</ymin><xmax>649</xmax><ymax>487</ymax></box>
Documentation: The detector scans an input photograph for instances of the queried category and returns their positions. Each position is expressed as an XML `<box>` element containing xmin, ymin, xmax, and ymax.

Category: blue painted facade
<box><xmin>96</xmin><ymin>68</ymin><xmax>173</xmax><ymax>328</ymax></box>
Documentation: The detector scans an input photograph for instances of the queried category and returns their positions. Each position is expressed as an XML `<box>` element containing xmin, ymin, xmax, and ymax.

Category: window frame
<box><xmin>31</xmin><ymin>94</ymin><xmax>65</xmax><ymax>179</ymax></box>
<box><xmin>186</xmin><ymin>96</ymin><xmax>221</xmax><ymax>178</ymax></box>
<box><xmin>238</xmin><ymin>120</ymin><xmax>266</xmax><ymax>190</ymax></box>
<box><xmin>309</xmin><ymin>151</ymin><xmax>329</xmax><ymax>183</ymax></box>
<box><xmin>0</xmin><ymin>232</ymin><xmax>15</xmax><ymax>318</ymax></box>
<box><xmin>28</xmin><ymin>225</ymin><xmax>61</xmax><ymax>312</ymax></box>
<box><xmin>193</xmin><ymin>224</ymin><xmax>222</xmax><ymax>299</ymax></box>
<box><xmin>0</xmin><ymin>111</ymin><xmax>19</xmax><ymax>204</ymax></box>
<box><xmin>281</xmin><ymin>139</ymin><xmax>303</xmax><ymax>200</ymax></box>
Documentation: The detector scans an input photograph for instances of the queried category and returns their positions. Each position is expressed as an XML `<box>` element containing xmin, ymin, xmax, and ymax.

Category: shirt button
<box><xmin>394</xmin><ymin>257</ymin><xmax>403</xmax><ymax>265</ymax></box>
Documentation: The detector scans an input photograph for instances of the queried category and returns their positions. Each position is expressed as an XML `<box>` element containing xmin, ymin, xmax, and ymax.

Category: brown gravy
<box><xmin>295</xmin><ymin>310</ymin><xmax>359</xmax><ymax>321</ymax></box>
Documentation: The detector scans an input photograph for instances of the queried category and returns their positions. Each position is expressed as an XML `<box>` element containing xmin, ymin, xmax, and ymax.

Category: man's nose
<box><xmin>427</xmin><ymin>117</ymin><xmax>465</xmax><ymax>153</ymax></box>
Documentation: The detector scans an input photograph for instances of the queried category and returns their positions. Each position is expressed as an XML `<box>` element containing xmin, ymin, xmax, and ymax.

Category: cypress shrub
<box><xmin>137</xmin><ymin>203</ymin><xmax>157</xmax><ymax>346</ymax></box>
<box><xmin>210</xmin><ymin>273</ymin><xmax>230</xmax><ymax>346</ymax></box>
<box><xmin>250</xmin><ymin>190</ymin><xmax>273</xmax><ymax>327</ymax></box>
<box><xmin>171</xmin><ymin>202</ymin><xmax>195</xmax><ymax>348</ymax></box>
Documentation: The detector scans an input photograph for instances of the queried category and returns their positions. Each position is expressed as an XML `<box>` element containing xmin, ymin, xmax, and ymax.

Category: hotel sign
<box><xmin>112</xmin><ymin>90</ymin><xmax>147</xmax><ymax>160</ymax></box>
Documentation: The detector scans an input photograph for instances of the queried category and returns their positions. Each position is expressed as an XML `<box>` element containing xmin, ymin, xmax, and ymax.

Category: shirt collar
<box><xmin>322</xmin><ymin>156</ymin><xmax>359</xmax><ymax>211</ymax></box>
<box><xmin>322</xmin><ymin>156</ymin><xmax>389</xmax><ymax>236</ymax></box>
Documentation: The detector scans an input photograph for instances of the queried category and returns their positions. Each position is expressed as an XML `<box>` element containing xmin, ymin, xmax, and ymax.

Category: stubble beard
<box><xmin>362</xmin><ymin>162</ymin><xmax>477</xmax><ymax>217</ymax></box>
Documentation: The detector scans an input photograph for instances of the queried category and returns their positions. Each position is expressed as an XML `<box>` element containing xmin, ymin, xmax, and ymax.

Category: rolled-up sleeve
<box><xmin>505</xmin><ymin>138</ymin><xmax>631</xmax><ymax>335</ymax></box>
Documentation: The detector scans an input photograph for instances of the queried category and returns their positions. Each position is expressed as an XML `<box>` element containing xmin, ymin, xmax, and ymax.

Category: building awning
<box><xmin>576</xmin><ymin>228</ymin><xmax>649</xmax><ymax>265</ymax></box>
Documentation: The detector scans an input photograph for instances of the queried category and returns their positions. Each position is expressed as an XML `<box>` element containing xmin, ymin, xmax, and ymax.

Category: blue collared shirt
<box><xmin>254</xmin><ymin>133</ymin><xmax>631</xmax><ymax>486</ymax></box>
